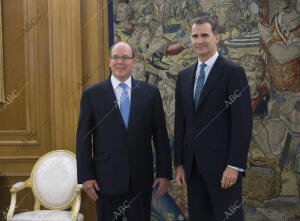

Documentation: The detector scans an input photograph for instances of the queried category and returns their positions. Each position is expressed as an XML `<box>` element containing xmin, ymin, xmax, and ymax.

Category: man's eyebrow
<box><xmin>191</xmin><ymin>33</ymin><xmax>209</xmax><ymax>37</ymax></box>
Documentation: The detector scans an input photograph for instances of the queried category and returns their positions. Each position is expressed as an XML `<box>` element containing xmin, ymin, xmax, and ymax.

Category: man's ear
<box><xmin>109</xmin><ymin>58</ymin><xmax>112</xmax><ymax>68</ymax></box>
<box><xmin>132</xmin><ymin>58</ymin><xmax>137</xmax><ymax>67</ymax></box>
<box><xmin>215</xmin><ymin>34</ymin><xmax>221</xmax><ymax>44</ymax></box>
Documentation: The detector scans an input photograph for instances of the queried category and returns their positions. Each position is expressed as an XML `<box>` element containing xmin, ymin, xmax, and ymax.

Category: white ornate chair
<box><xmin>7</xmin><ymin>150</ymin><xmax>84</xmax><ymax>221</ymax></box>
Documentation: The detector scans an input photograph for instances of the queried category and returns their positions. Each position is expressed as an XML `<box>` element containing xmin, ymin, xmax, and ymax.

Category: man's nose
<box><xmin>196</xmin><ymin>37</ymin><xmax>204</xmax><ymax>44</ymax></box>
<box><xmin>116</xmin><ymin>58</ymin><xmax>124</xmax><ymax>62</ymax></box>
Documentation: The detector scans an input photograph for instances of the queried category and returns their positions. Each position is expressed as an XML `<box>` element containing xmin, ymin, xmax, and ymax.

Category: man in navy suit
<box><xmin>174</xmin><ymin>17</ymin><xmax>252</xmax><ymax>221</ymax></box>
<box><xmin>76</xmin><ymin>42</ymin><xmax>172</xmax><ymax>221</ymax></box>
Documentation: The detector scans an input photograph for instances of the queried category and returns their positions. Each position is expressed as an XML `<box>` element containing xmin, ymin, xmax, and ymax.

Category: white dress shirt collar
<box><xmin>111</xmin><ymin>75</ymin><xmax>132</xmax><ymax>89</ymax></box>
<box><xmin>197</xmin><ymin>51</ymin><xmax>219</xmax><ymax>68</ymax></box>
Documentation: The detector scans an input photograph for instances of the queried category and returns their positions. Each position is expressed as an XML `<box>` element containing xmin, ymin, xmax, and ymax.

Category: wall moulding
<box><xmin>0</xmin><ymin>156</ymin><xmax>39</xmax><ymax>161</ymax></box>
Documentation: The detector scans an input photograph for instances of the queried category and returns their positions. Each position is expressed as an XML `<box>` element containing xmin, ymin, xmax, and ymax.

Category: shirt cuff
<box><xmin>227</xmin><ymin>165</ymin><xmax>244</xmax><ymax>172</ymax></box>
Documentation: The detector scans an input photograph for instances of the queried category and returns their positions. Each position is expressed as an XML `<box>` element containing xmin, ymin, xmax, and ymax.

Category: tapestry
<box><xmin>112</xmin><ymin>0</ymin><xmax>300</xmax><ymax>220</ymax></box>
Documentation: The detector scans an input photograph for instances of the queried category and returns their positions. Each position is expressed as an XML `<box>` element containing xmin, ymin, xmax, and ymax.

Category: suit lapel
<box><xmin>196</xmin><ymin>55</ymin><xmax>224</xmax><ymax>109</ymax></box>
<box><xmin>102</xmin><ymin>78</ymin><xmax>117</xmax><ymax>106</ymax></box>
<box><xmin>186</xmin><ymin>63</ymin><xmax>198</xmax><ymax>116</ymax></box>
<box><xmin>128</xmin><ymin>78</ymin><xmax>139</xmax><ymax>129</ymax></box>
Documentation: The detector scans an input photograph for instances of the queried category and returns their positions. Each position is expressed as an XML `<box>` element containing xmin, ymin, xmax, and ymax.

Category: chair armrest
<box><xmin>10</xmin><ymin>182</ymin><xmax>26</xmax><ymax>193</ymax></box>
<box><xmin>7</xmin><ymin>181</ymin><xmax>31</xmax><ymax>221</ymax></box>
<box><xmin>7</xmin><ymin>182</ymin><xmax>26</xmax><ymax>221</ymax></box>
<box><xmin>71</xmin><ymin>184</ymin><xmax>83</xmax><ymax>221</ymax></box>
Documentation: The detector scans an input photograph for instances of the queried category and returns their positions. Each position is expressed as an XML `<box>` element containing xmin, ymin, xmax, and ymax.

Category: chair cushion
<box><xmin>32</xmin><ymin>152</ymin><xmax>78</xmax><ymax>208</ymax></box>
<box><xmin>12</xmin><ymin>210</ymin><xmax>84</xmax><ymax>221</ymax></box>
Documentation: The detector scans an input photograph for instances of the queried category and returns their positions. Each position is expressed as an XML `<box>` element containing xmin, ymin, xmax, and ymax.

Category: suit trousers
<box><xmin>187</xmin><ymin>158</ymin><xmax>244</xmax><ymax>221</ymax></box>
<box><xmin>95</xmin><ymin>189</ymin><xmax>152</xmax><ymax>221</ymax></box>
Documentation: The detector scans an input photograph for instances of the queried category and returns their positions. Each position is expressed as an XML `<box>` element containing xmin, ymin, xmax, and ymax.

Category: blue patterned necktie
<box><xmin>119</xmin><ymin>83</ymin><xmax>130</xmax><ymax>128</ymax></box>
<box><xmin>194</xmin><ymin>63</ymin><xmax>206</xmax><ymax>109</ymax></box>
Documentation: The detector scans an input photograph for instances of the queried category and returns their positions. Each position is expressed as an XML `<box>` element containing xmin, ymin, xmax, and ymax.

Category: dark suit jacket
<box><xmin>76</xmin><ymin>77</ymin><xmax>172</xmax><ymax>194</ymax></box>
<box><xmin>174</xmin><ymin>55</ymin><xmax>252</xmax><ymax>184</ymax></box>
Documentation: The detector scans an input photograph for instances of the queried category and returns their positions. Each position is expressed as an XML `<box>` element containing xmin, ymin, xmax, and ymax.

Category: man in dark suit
<box><xmin>76</xmin><ymin>42</ymin><xmax>172</xmax><ymax>221</ymax></box>
<box><xmin>174</xmin><ymin>17</ymin><xmax>252</xmax><ymax>221</ymax></box>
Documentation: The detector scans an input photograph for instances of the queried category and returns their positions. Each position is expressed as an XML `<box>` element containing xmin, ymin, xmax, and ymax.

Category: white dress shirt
<box><xmin>193</xmin><ymin>51</ymin><xmax>244</xmax><ymax>172</ymax></box>
<box><xmin>111</xmin><ymin>75</ymin><xmax>132</xmax><ymax>108</ymax></box>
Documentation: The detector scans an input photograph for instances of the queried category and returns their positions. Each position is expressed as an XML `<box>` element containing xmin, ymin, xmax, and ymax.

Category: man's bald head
<box><xmin>109</xmin><ymin>42</ymin><xmax>135</xmax><ymax>58</ymax></box>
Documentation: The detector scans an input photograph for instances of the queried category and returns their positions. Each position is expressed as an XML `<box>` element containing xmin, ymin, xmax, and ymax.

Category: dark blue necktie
<box><xmin>119</xmin><ymin>83</ymin><xmax>130</xmax><ymax>128</ymax></box>
<box><xmin>194</xmin><ymin>63</ymin><xmax>206</xmax><ymax>109</ymax></box>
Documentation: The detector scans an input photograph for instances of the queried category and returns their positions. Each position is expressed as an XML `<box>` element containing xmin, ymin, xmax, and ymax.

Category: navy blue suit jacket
<box><xmin>76</xmin><ymin>77</ymin><xmax>172</xmax><ymax>194</ymax></box>
<box><xmin>174</xmin><ymin>55</ymin><xmax>252</xmax><ymax>183</ymax></box>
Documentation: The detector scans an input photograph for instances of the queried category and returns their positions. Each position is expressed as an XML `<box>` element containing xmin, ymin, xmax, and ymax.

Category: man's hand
<box><xmin>83</xmin><ymin>179</ymin><xmax>100</xmax><ymax>201</ymax></box>
<box><xmin>221</xmin><ymin>166</ymin><xmax>238</xmax><ymax>189</ymax></box>
<box><xmin>152</xmin><ymin>178</ymin><xmax>169</xmax><ymax>198</ymax></box>
<box><xmin>175</xmin><ymin>165</ymin><xmax>186</xmax><ymax>187</ymax></box>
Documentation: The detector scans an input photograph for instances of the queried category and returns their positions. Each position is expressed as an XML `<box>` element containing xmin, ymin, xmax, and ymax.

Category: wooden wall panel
<box><xmin>47</xmin><ymin>0</ymin><xmax>82</xmax><ymax>152</ymax></box>
<box><xmin>0</xmin><ymin>0</ymin><xmax>51</xmax><ymax>154</ymax></box>
<box><xmin>81</xmin><ymin>0</ymin><xmax>110</xmax><ymax>86</ymax></box>
<box><xmin>0</xmin><ymin>0</ymin><xmax>27</xmax><ymax>131</ymax></box>
<box><xmin>79</xmin><ymin>0</ymin><xmax>109</xmax><ymax>220</ymax></box>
